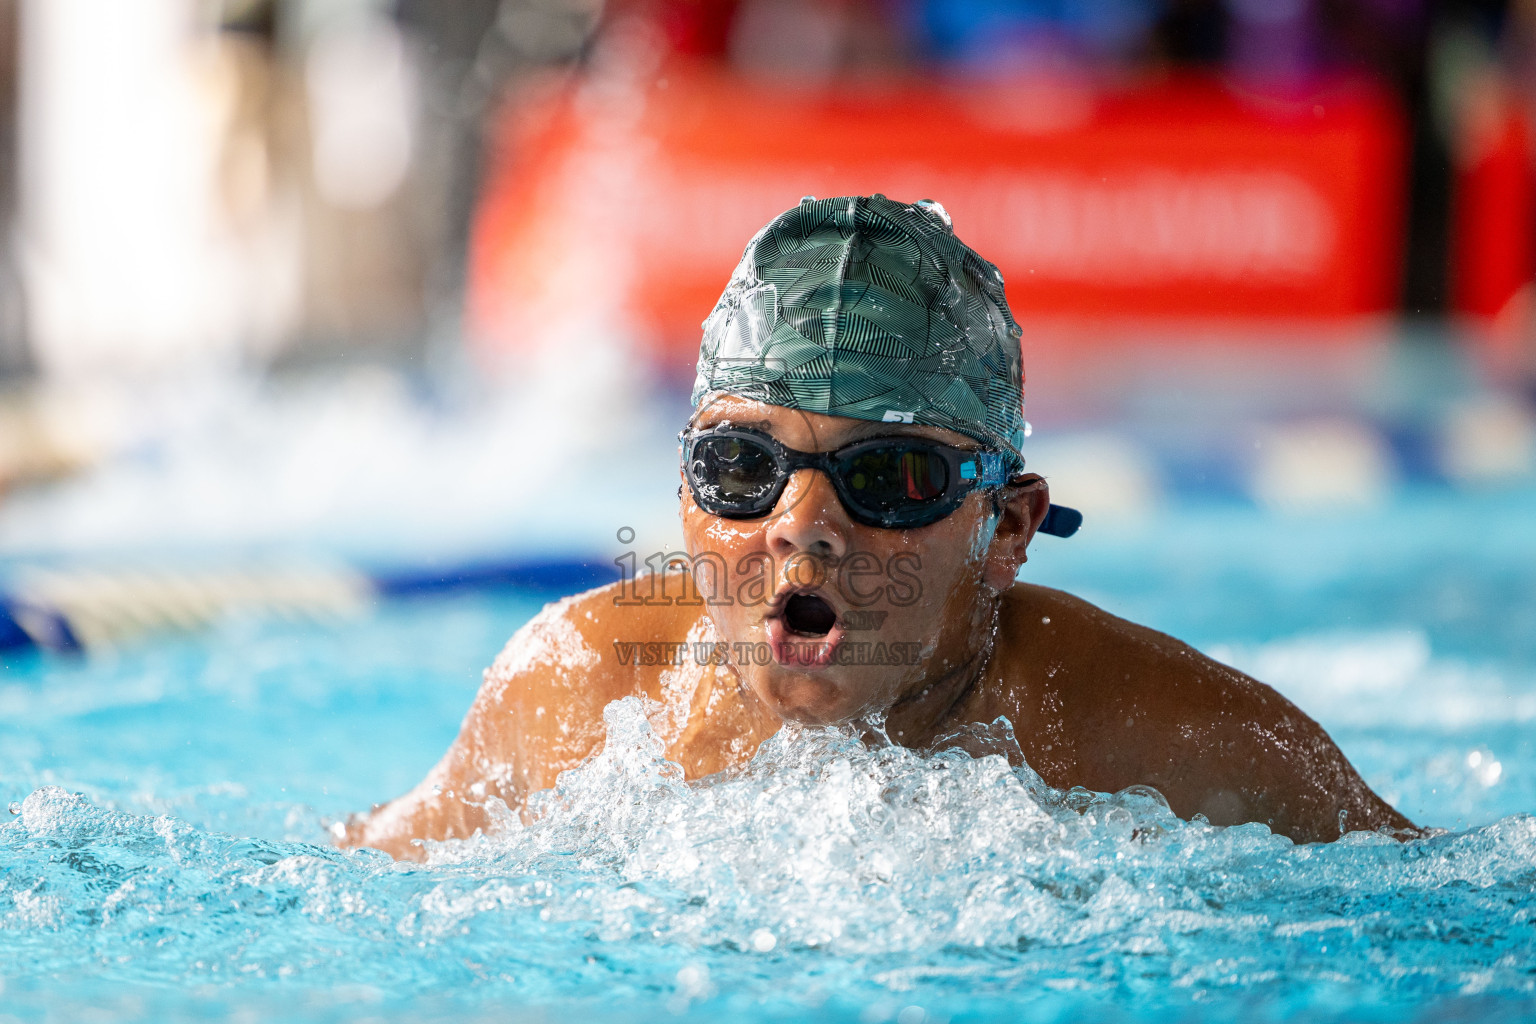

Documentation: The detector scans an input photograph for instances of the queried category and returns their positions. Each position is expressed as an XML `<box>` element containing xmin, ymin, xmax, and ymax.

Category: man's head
<box><xmin>678</xmin><ymin>195</ymin><xmax>1053</xmax><ymax>729</ymax></box>
<box><xmin>693</xmin><ymin>194</ymin><xmax>1028</xmax><ymax>468</ymax></box>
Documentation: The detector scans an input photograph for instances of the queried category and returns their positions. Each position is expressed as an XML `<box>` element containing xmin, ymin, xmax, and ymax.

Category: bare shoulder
<box><xmin>475</xmin><ymin>577</ymin><xmax>701</xmax><ymax>744</ymax></box>
<box><xmin>997</xmin><ymin>582</ymin><xmax>1242</xmax><ymax>704</ymax></box>
<box><xmin>478</xmin><ymin>582</ymin><xmax>628</xmax><ymax>705</ymax></box>
<box><xmin>987</xmin><ymin>583</ymin><xmax>1412</xmax><ymax>842</ymax></box>
<box><xmin>990</xmin><ymin>583</ymin><xmax>1263</xmax><ymax>763</ymax></box>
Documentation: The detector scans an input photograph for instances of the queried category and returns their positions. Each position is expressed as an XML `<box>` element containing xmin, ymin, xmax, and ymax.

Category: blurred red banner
<box><xmin>469</xmin><ymin>70</ymin><xmax>1405</xmax><ymax>370</ymax></box>
<box><xmin>1450</xmin><ymin>86</ymin><xmax>1536</xmax><ymax>322</ymax></box>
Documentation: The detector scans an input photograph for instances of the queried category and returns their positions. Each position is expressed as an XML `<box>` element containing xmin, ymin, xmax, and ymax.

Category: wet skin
<box><xmin>343</xmin><ymin>397</ymin><xmax>1415</xmax><ymax>860</ymax></box>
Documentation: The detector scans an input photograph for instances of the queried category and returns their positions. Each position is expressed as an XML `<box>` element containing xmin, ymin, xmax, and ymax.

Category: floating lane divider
<box><xmin>0</xmin><ymin>557</ymin><xmax>619</xmax><ymax>655</ymax></box>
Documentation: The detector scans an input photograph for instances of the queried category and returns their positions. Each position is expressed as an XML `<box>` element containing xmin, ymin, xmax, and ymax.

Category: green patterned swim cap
<box><xmin>692</xmin><ymin>194</ymin><xmax>1027</xmax><ymax>471</ymax></box>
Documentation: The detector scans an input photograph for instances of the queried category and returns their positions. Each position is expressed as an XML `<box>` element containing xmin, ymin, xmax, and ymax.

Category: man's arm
<box><xmin>338</xmin><ymin>590</ymin><xmax>629</xmax><ymax>861</ymax></box>
<box><xmin>1007</xmin><ymin>586</ymin><xmax>1415</xmax><ymax>844</ymax></box>
<box><xmin>334</xmin><ymin>714</ymin><xmax>504</xmax><ymax>862</ymax></box>
<box><xmin>1157</xmin><ymin>670</ymin><xmax>1417</xmax><ymax>842</ymax></box>
<box><xmin>1108</xmin><ymin>638</ymin><xmax>1417</xmax><ymax>843</ymax></box>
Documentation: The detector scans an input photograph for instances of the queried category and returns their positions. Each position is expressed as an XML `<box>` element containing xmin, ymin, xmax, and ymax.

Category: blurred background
<box><xmin>0</xmin><ymin>0</ymin><xmax>1532</xmax><ymax>659</ymax></box>
<box><xmin>1</xmin><ymin>10</ymin><xmax>1536</xmax><ymax>991</ymax></box>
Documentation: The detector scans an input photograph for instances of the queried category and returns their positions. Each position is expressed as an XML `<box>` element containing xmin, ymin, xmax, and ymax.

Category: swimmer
<box><xmin>343</xmin><ymin>195</ymin><xmax>1415</xmax><ymax>859</ymax></box>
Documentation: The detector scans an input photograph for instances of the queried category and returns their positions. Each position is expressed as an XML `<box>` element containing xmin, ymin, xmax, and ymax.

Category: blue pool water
<box><xmin>2</xmin><ymin>486</ymin><xmax>1534</xmax><ymax>1023</ymax></box>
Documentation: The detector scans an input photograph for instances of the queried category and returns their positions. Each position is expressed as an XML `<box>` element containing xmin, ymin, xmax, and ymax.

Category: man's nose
<box><xmin>765</xmin><ymin>468</ymin><xmax>851</xmax><ymax>564</ymax></box>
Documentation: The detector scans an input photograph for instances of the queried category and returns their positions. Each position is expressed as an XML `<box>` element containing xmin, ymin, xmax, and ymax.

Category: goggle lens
<box><xmin>838</xmin><ymin>445</ymin><xmax>950</xmax><ymax>512</ymax></box>
<box><xmin>690</xmin><ymin>434</ymin><xmax>779</xmax><ymax>505</ymax></box>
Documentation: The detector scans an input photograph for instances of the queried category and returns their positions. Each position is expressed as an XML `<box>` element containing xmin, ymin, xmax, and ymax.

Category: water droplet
<box><xmin>676</xmin><ymin>962</ymin><xmax>712</xmax><ymax>998</ymax></box>
<box><xmin>6</xmin><ymin>801</ymin><xmax>19</xmax><ymax>815</ymax></box>
<box><xmin>750</xmin><ymin>928</ymin><xmax>777</xmax><ymax>952</ymax></box>
<box><xmin>913</xmin><ymin>198</ymin><xmax>952</xmax><ymax>230</ymax></box>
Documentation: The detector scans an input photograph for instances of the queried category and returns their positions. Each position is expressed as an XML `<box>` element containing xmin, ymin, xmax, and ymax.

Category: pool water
<box><xmin>2</xmin><ymin>487</ymin><xmax>1534</xmax><ymax>1023</ymax></box>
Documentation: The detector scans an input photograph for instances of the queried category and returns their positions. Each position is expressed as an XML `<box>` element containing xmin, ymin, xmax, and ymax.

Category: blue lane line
<box><xmin>0</xmin><ymin>599</ymin><xmax>33</xmax><ymax>653</ymax></box>
<box><xmin>372</xmin><ymin>558</ymin><xmax>619</xmax><ymax>597</ymax></box>
<box><xmin>0</xmin><ymin>597</ymin><xmax>84</xmax><ymax>656</ymax></box>
<box><xmin>0</xmin><ymin>557</ymin><xmax>620</xmax><ymax>655</ymax></box>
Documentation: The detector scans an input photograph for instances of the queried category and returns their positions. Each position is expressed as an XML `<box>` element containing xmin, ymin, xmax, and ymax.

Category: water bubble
<box><xmin>1467</xmin><ymin>749</ymin><xmax>1504</xmax><ymax>786</ymax></box>
<box><xmin>677</xmin><ymin>963</ymin><xmax>710</xmax><ymax>991</ymax></box>
<box><xmin>750</xmin><ymin>928</ymin><xmax>777</xmax><ymax>952</ymax></box>
<box><xmin>913</xmin><ymin>199</ymin><xmax>952</xmax><ymax>231</ymax></box>
<box><xmin>6</xmin><ymin>801</ymin><xmax>18</xmax><ymax>815</ymax></box>
<box><xmin>671</xmin><ymin>961</ymin><xmax>715</xmax><ymax>1010</ymax></box>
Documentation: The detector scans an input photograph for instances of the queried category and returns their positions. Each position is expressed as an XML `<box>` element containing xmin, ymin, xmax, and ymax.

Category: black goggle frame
<box><xmin>679</xmin><ymin>425</ymin><xmax>1084</xmax><ymax>537</ymax></box>
<box><xmin>679</xmin><ymin>426</ymin><xmax>1014</xmax><ymax>530</ymax></box>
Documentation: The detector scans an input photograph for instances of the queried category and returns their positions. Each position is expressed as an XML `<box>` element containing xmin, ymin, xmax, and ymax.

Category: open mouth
<box><xmin>782</xmin><ymin>593</ymin><xmax>837</xmax><ymax>637</ymax></box>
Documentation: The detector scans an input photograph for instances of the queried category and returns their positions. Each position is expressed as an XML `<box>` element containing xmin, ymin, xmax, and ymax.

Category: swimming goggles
<box><xmin>682</xmin><ymin>425</ymin><xmax>1081</xmax><ymax>534</ymax></box>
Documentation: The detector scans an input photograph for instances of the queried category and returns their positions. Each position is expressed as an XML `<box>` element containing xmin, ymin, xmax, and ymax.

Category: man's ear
<box><xmin>982</xmin><ymin>474</ymin><xmax>1050</xmax><ymax>592</ymax></box>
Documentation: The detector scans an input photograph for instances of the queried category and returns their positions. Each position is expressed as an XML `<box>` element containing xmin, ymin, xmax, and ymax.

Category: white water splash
<box><xmin>4</xmin><ymin>698</ymin><xmax>1536</xmax><ymax>1022</ymax></box>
